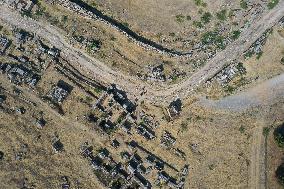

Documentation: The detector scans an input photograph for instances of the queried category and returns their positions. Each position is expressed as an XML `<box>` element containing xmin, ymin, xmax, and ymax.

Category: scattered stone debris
<box><xmin>136</xmin><ymin>123</ymin><xmax>156</xmax><ymax>140</ymax></box>
<box><xmin>47</xmin><ymin>80</ymin><xmax>73</xmax><ymax>104</ymax></box>
<box><xmin>16</xmin><ymin>107</ymin><xmax>26</xmax><ymax>114</ymax></box>
<box><xmin>243</xmin><ymin>28</ymin><xmax>272</xmax><ymax>59</ymax></box>
<box><xmin>52</xmin><ymin>139</ymin><xmax>64</xmax><ymax>153</ymax></box>
<box><xmin>0</xmin><ymin>62</ymin><xmax>41</xmax><ymax>87</ymax></box>
<box><xmin>139</xmin><ymin>111</ymin><xmax>159</xmax><ymax>129</ymax></box>
<box><xmin>161</xmin><ymin>131</ymin><xmax>176</xmax><ymax>148</ymax></box>
<box><xmin>146</xmin><ymin>64</ymin><xmax>166</xmax><ymax>82</ymax></box>
<box><xmin>108</xmin><ymin>84</ymin><xmax>136</xmax><ymax>113</ymax></box>
<box><xmin>174</xmin><ymin>148</ymin><xmax>186</xmax><ymax>160</ymax></box>
<box><xmin>47</xmin><ymin>47</ymin><xmax>60</xmax><ymax>58</ymax></box>
<box><xmin>190</xmin><ymin>143</ymin><xmax>200</xmax><ymax>154</ymax></box>
<box><xmin>14</xmin><ymin>143</ymin><xmax>29</xmax><ymax>161</ymax></box>
<box><xmin>98</xmin><ymin>148</ymin><xmax>109</xmax><ymax>159</ymax></box>
<box><xmin>14</xmin><ymin>29</ymin><xmax>33</xmax><ymax>45</ymax></box>
<box><xmin>121</xmin><ymin>151</ymin><xmax>131</xmax><ymax>160</ymax></box>
<box><xmin>0</xmin><ymin>94</ymin><xmax>6</xmax><ymax>104</ymax></box>
<box><xmin>35</xmin><ymin>117</ymin><xmax>46</xmax><ymax>129</ymax></box>
<box><xmin>214</xmin><ymin>62</ymin><xmax>246</xmax><ymax>85</ymax></box>
<box><xmin>111</xmin><ymin>139</ymin><xmax>120</xmax><ymax>148</ymax></box>
<box><xmin>279</xmin><ymin>16</ymin><xmax>284</xmax><ymax>28</ymax></box>
<box><xmin>168</xmin><ymin>98</ymin><xmax>182</xmax><ymax>118</ymax></box>
<box><xmin>0</xmin><ymin>36</ymin><xmax>10</xmax><ymax>54</ymax></box>
<box><xmin>61</xmin><ymin>176</ymin><xmax>70</xmax><ymax>189</ymax></box>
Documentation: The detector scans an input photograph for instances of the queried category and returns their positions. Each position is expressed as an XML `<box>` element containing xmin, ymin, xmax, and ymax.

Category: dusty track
<box><xmin>0</xmin><ymin>2</ymin><xmax>283</xmax><ymax>103</ymax></box>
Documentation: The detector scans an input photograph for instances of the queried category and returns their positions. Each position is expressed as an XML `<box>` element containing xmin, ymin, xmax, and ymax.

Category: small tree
<box><xmin>276</xmin><ymin>163</ymin><xmax>284</xmax><ymax>186</ymax></box>
<box><xmin>274</xmin><ymin>123</ymin><xmax>284</xmax><ymax>147</ymax></box>
<box><xmin>216</xmin><ymin>9</ymin><xmax>227</xmax><ymax>21</ymax></box>
<box><xmin>240</xmin><ymin>0</ymin><xmax>248</xmax><ymax>9</ymax></box>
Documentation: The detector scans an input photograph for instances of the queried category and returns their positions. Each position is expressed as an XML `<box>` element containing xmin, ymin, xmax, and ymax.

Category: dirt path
<box><xmin>0</xmin><ymin>2</ymin><xmax>283</xmax><ymax>103</ymax></box>
<box><xmin>199</xmin><ymin>73</ymin><xmax>284</xmax><ymax>111</ymax></box>
<box><xmin>249</xmin><ymin>121</ymin><xmax>266</xmax><ymax>189</ymax></box>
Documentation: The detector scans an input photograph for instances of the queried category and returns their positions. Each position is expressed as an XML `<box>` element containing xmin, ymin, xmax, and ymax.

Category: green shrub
<box><xmin>194</xmin><ymin>0</ymin><xmax>207</xmax><ymax>7</ymax></box>
<box><xmin>256</xmin><ymin>51</ymin><xmax>263</xmax><ymax>60</ymax></box>
<box><xmin>281</xmin><ymin>57</ymin><xmax>284</xmax><ymax>65</ymax></box>
<box><xmin>62</xmin><ymin>15</ymin><xmax>68</xmax><ymax>23</ymax></box>
<box><xmin>176</xmin><ymin>14</ymin><xmax>185</xmax><ymax>23</ymax></box>
<box><xmin>239</xmin><ymin>126</ymin><xmax>245</xmax><ymax>133</ymax></box>
<box><xmin>193</xmin><ymin>21</ymin><xmax>203</xmax><ymax>28</ymax></box>
<box><xmin>276</xmin><ymin>163</ymin><xmax>284</xmax><ymax>186</ymax></box>
<box><xmin>201</xmin><ymin>31</ymin><xmax>225</xmax><ymax>49</ymax></box>
<box><xmin>263</xmin><ymin>127</ymin><xmax>270</xmax><ymax>137</ymax></box>
<box><xmin>216</xmin><ymin>9</ymin><xmax>227</xmax><ymax>21</ymax></box>
<box><xmin>274</xmin><ymin>123</ymin><xmax>284</xmax><ymax>147</ymax></box>
<box><xmin>240</xmin><ymin>0</ymin><xmax>248</xmax><ymax>9</ymax></box>
<box><xmin>267</xmin><ymin>0</ymin><xmax>279</xmax><ymax>9</ymax></box>
<box><xmin>201</xmin><ymin>12</ymin><xmax>212</xmax><ymax>24</ymax></box>
<box><xmin>231</xmin><ymin>30</ymin><xmax>241</xmax><ymax>40</ymax></box>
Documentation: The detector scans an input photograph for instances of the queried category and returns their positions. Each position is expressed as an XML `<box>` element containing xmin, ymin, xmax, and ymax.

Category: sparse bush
<box><xmin>231</xmin><ymin>30</ymin><xmax>241</xmax><ymax>40</ymax></box>
<box><xmin>194</xmin><ymin>0</ymin><xmax>207</xmax><ymax>7</ymax></box>
<box><xmin>239</xmin><ymin>126</ymin><xmax>245</xmax><ymax>133</ymax></box>
<box><xmin>193</xmin><ymin>21</ymin><xmax>203</xmax><ymax>28</ymax></box>
<box><xmin>281</xmin><ymin>57</ymin><xmax>284</xmax><ymax>65</ymax></box>
<box><xmin>176</xmin><ymin>14</ymin><xmax>185</xmax><ymax>23</ymax></box>
<box><xmin>267</xmin><ymin>0</ymin><xmax>279</xmax><ymax>9</ymax></box>
<box><xmin>244</xmin><ymin>51</ymin><xmax>254</xmax><ymax>59</ymax></box>
<box><xmin>276</xmin><ymin>163</ymin><xmax>284</xmax><ymax>186</ymax></box>
<box><xmin>201</xmin><ymin>12</ymin><xmax>212</xmax><ymax>24</ymax></box>
<box><xmin>88</xmin><ymin>39</ymin><xmax>102</xmax><ymax>52</ymax></box>
<box><xmin>62</xmin><ymin>15</ymin><xmax>68</xmax><ymax>23</ymax></box>
<box><xmin>110</xmin><ymin>36</ymin><xmax>116</xmax><ymax>41</ymax></box>
<box><xmin>123</xmin><ymin>22</ymin><xmax>129</xmax><ymax>27</ymax></box>
<box><xmin>169</xmin><ymin>32</ymin><xmax>176</xmax><ymax>37</ymax></box>
<box><xmin>263</xmin><ymin>127</ymin><xmax>270</xmax><ymax>137</ymax></box>
<box><xmin>240</xmin><ymin>0</ymin><xmax>248</xmax><ymax>9</ymax></box>
<box><xmin>208</xmin><ymin>164</ymin><xmax>214</xmax><ymax>170</ymax></box>
<box><xmin>225</xmin><ymin>85</ymin><xmax>235</xmax><ymax>94</ymax></box>
<box><xmin>21</xmin><ymin>10</ymin><xmax>33</xmax><ymax>18</ymax></box>
<box><xmin>274</xmin><ymin>123</ymin><xmax>284</xmax><ymax>147</ymax></box>
<box><xmin>201</xmin><ymin>31</ymin><xmax>225</xmax><ymax>49</ymax></box>
<box><xmin>216</xmin><ymin>9</ymin><xmax>227</xmax><ymax>21</ymax></box>
<box><xmin>181</xmin><ymin>122</ymin><xmax>188</xmax><ymax>132</ymax></box>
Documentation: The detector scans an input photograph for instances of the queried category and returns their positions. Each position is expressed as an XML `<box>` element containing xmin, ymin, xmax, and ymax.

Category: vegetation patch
<box><xmin>201</xmin><ymin>31</ymin><xmax>225</xmax><ymax>49</ymax></box>
<box><xmin>231</xmin><ymin>30</ymin><xmax>241</xmax><ymax>40</ymax></box>
<box><xmin>274</xmin><ymin>123</ymin><xmax>284</xmax><ymax>148</ymax></box>
<box><xmin>194</xmin><ymin>0</ymin><xmax>207</xmax><ymax>7</ymax></box>
<box><xmin>276</xmin><ymin>163</ymin><xmax>284</xmax><ymax>186</ymax></box>
<box><xmin>267</xmin><ymin>0</ymin><xmax>279</xmax><ymax>9</ymax></box>
<box><xmin>216</xmin><ymin>9</ymin><xmax>228</xmax><ymax>21</ymax></box>
<box><xmin>201</xmin><ymin>12</ymin><xmax>212</xmax><ymax>24</ymax></box>
<box><xmin>193</xmin><ymin>21</ymin><xmax>203</xmax><ymax>28</ymax></box>
<box><xmin>240</xmin><ymin>0</ymin><xmax>248</xmax><ymax>9</ymax></box>
<box><xmin>176</xmin><ymin>14</ymin><xmax>185</xmax><ymax>23</ymax></box>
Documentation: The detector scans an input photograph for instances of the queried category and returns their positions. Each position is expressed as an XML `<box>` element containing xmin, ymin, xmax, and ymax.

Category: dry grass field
<box><xmin>0</xmin><ymin>0</ymin><xmax>283</xmax><ymax>188</ymax></box>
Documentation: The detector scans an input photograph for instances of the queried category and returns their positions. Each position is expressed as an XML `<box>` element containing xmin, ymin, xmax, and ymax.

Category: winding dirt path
<box><xmin>0</xmin><ymin>2</ymin><xmax>283</xmax><ymax>103</ymax></box>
